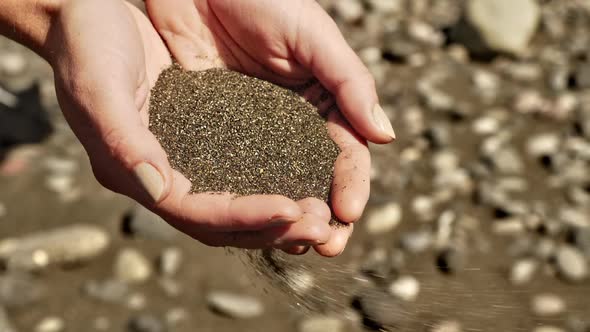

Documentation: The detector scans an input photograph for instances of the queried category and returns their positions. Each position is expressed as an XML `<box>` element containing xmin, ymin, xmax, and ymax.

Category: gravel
<box><xmin>114</xmin><ymin>248</ymin><xmax>153</xmax><ymax>284</ymax></box>
<box><xmin>206</xmin><ymin>291</ymin><xmax>264</xmax><ymax>319</ymax></box>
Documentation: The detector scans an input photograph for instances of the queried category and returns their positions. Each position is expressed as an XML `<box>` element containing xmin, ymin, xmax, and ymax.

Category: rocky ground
<box><xmin>1</xmin><ymin>0</ymin><xmax>590</xmax><ymax>331</ymax></box>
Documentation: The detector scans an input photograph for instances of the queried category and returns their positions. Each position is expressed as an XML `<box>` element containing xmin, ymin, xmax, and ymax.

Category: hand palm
<box><xmin>54</xmin><ymin>0</ymin><xmax>382</xmax><ymax>256</ymax></box>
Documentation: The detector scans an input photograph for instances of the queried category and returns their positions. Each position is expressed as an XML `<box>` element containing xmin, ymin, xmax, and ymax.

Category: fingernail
<box><xmin>134</xmin><ymin>162</ymin><xmax>164</xmax><ymax>202</ymax></box>
<box><xmin>372</xmin><ymin>104</ymin><xmax>396</xmax><ymax>140</ymax></box>
<box><xmin>270</xmin><ymin>217</ymin><xmax>297</xmax><ymax>225</ymax></box>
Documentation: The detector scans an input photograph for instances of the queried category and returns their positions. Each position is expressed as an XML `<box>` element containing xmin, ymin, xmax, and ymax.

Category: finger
<box><xmin>297</xmin><ymin>197</ymin><xmax>331</xmax><ymax>221</ymax></box>
<box><xmin>159</xmin><ymin>182</ymin><xmax>303</xmax><ymax>232</ymax></box>
<box><xmin>53</xmin><ymin>0</ymin><xmax>173</xmax><ymax>205</ymax></box>
<box><xmin>281</xmin><ymin>246</ymin><xmax>310</xmax><ymax>255</ymax></box>
<box><xmin>328</xmin><ymin>111</ymin><xmax>371</xmax><ymax>223</ymax></box>
<box><xmin>314</xmin><ymin>223</ymin><xmax>354</xmax><ymax>257</ymax></box>
<box><xmin>290</xmin><ymin>1</ymin><xmax>395</xmax><ymax>144</ymax></box>
<box><xmin>188</xmin><ymin>210</ymin><xmax>332</xmax><ymax>249</ymax></box>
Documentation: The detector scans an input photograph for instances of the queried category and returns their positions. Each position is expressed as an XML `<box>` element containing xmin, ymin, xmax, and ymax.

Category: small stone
<box><xmin>400</xmin><ymin>231</ymin><xmax>432</xmax><ymax>254</ymax></box>
<box><xmin>408</xmin><ymin>20</ymin><xmax>443</xmax><ymax>46</ymax></box>
<box><xmin>128</xmin><ymin>293</ymin><xmax>147</xmax><ymax>310</ymax></box>
<box><xmin>412</xmin><ymin>196</ymin><xmax>436</xmax><ymax>222</ymax></box>
<box><xmin>527</xmin><ymin>134</ymin><xmax>560</xmax><ymax>158</ymax></box>
<box><xmin>492</xmin><ymin>218</ymin><xmax>525</xmax><ymax>236</ymax></box>
<box><xmin>366</xmin><ymin>0</ymin><xmax>402</xmax><ymax>14</ymax></box>
<box><xmin>127</xmin><ymin>314</ymin><xmax>166</xmax><ymax>332</ymax></box>
<box><xmin>206</xmin><ymin>291</ymin><xmax>264</xmax><ymax>319</ymax></box>
<box><xmin>159</xmin><ymin>278</ymin><xmax>182</xmax><ymax>298</ymax></box>
<box><xmin>0</xmin><ymin>272</ymin><xmax>45</xmax><ymax>309</ymax></box>
<box><xmin>93</xmin><ymin>317</ymin><xmax>111</xmax><ymax>331</ymax></box>
<box><xmin>489</xmin><ymin>148</ymin><xmax>524</xmax><ymax>174</ymax></box>
<box><xmin>0</xmin><ymin>52</ymin><xmax>27</xmax><ymax>76</ymax></box>
<box><xmin>333</xmin><ymin>0</ymin><xmax>364</xmax><ymax>23</ymax></box>
<box><xmin>83</xmin><ymin>279</ymin><xmax>129</xmax><ymax>303</ymax></box>
<box><xmin>356</xmin><ymin>289</ymin><xmax>407</xmax><ymax>328</ymax></box>
<box><xmin>298</xmin><ymin>316</ymin><xmax>344</xmax><ymax>332</ymax></box>
<box><xmin>35</xmin><ymin>317</ymin><xmax>65</xmax><ymax>332</ymax></box>
<box><xmin>510</xmin><ymin>259</ymin><xmax>538</xmax><ymax>285</ymax></box>
<box><xmin>531</xmin><ymin>294</ymin><xmax>566</xmax><ymax>317</ymax></box>
<box><xmin>533</xmin><ymin>326</ymin><xmax>565</xmax><ymax>332</ymax></box>
<box><xmin>463</xmin><ymin>0</ymin><xmax>540</xmax><ymax>55</ymax></box>
<box><xmin>514</xmin><ymin>90</ymin><xmax>549</xmax><ymax>114</ymax></box>
<box><xmin>388</xmin><ymin>276</ymin><xmax>420</xmax><ymax>301</ymax></box>
<box><xmin>285</xmin><ymin>270</ymin><xmax>315</xmax><ymax>295</ymax></box>
<box><xmin>431</xmin><ymin>320</ymin><xmax>462</xmax><ymax>332</ymax></box>
<box><xmin>158</xmin><ymin>247</ymin><xmax>182</xmax><ymax>277</ymax></box>
<box><xmin>555</xmin><ymin>246</ymin><xmax>588</xmax><ymax>282</ymax></box>
<box><xmin>165</xmin><ymin>308</ymin><xmax>188</xmax><ymax>327</ymax></box>
<box><xmin>0</xmin><ymin>224</ymin><xmax>109</xmax><ymax>271</ymax></box>
<box><xmin>114</xmin><ymin>248</ymin><xmax>152</xmax><ymax>284</ymax></box>
<box><xmin>472</xmin><ymin>116</ymin><xmax>500</xmax><ymax>135</ymax></box>
<box><xmin>365</xmin><ymin>203</ymin><xmax>402</xmax><ymax>235</ymax></box>
<box><xmin>124</xmin><ymin>205</ymin><xmax>180</xmax><ymax>241</ymax></box>
<box><xmin>45</xmin><ymin>174</ymin><xmax>74</xmax><ymax>195</ymax></box>
<box><xmin>436</xmin><ymin>247</ymin><xmax>465</xmax><ymax>274</ymax></box>
<box><xmin>432</xmin><ymin>150</ymin><xmax>459</xmax><ymax>172</ymax></box>
<box><xmin>0</xmin><ymin>307</ymin><xmax>17</xmax><ymax>332</ymax></box>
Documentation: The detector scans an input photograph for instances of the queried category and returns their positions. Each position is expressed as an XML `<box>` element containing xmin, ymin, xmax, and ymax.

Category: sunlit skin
<box><xmin>0</xmin><ymin>0</ymin><xmax>395</xmax><ymax>256</ymax></box>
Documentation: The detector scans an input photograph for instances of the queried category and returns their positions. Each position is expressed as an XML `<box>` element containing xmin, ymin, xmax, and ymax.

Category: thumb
<box><xmin>290</xmin><ymin>1</ymin><xmax>395</xmax><ymax>144</ymax></box>
<box><xmin>56</xmin><ymin>76</ymin><xmax>172</xmax><ymax>205</ymax></box>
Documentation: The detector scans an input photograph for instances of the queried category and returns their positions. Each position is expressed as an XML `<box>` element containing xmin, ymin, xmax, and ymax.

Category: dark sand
<box><xmin>148</xmin><ymin>65</ymin><xmax>339</xmax><ymax>203</ymax></box>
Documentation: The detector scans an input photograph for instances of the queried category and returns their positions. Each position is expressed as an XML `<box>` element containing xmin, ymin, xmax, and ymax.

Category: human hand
<box><xmin>48</xmin><ymin>0</ymin><xmax>340</xmax><ymax>253</ymax></box>
<box><xmin>145</xmin><ymin>0</ymin><xmax>395</xmax><ymax>256</ymax></box>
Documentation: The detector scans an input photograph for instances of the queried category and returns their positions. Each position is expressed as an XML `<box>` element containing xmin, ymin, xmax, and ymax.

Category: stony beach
<box><xmin>1</xmin><ymin>0</ymin><xmax>589</xmax><ymax>331</ymax></box>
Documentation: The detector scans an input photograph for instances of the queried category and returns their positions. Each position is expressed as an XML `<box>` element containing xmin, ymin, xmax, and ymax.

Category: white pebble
<box><xmin>0</xmin><ymin>52</ymin><xmax>27</xmax><ymax>76</ymax></box>
<box><xmin>298</xmin><ymin>316</ymin><xmax>344</xmax><ymax>332</ymax></box>
<box><xmin>527</xmin><ymin>134</ymin><xmax>560</xmax><ymax>157</ymax></box>
<box><xmin>473</xmin><ymin>116</ymin><xmax>500</xmax><ymax>135</ymax></box>
<box><xmin>35</xmin><ymin>317</ymin><xmax>65</xmax><ymax>332</ymax></box>
<box><xmin>431</xmin><ymin>320</ymin><xmax>462</xmax><ymax>332</ymax></box>
<box><xmin>389</xmin><ymin>276</ymin><xmax>420</xmax><ymax>301</ymax></box>
<box><xmin>114</xmin><ymin>248</ymin><xmax>152</xmax><ymax>283</ymax></box>
<box><xmin>510</xmin><ymin>259</ymin><xmax>538</xmax><ymax>285</ymax></box>
<box><xmin>365</xmin><ymin>203</ymin><xmax>402</xmax><ymax>235</ymax></box>
<box><xmin>533</xmin><ymin>326</ymin><xmax>565</xmax><ymax>332</ymax></box>
<box><xmin>531</xmin><ymin>294</ymin><xmax>566</xmax><ymax>317</ymax></box>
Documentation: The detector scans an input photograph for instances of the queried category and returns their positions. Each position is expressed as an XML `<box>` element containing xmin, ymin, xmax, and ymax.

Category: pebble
<box><xmin>0</xmin><ymin>224</ymin><xmax>109</xmax><ymax>271</ymax></box>
<box><xmin>124</xmin><ymin>205</ymin><xmax>180</xmax><ymax>241</ymax></box>
<box><xmin>388</xmin><ymin>276</ymin><xmax>420</xmax><ymax>301</ymax></box>
<box><xmin>35</xmin><ymin>317</ymin><xmax>65</xmax><ymax>332</ymax></box>
<box><xmin>206</xmin><ymin>291</ymin><xmax>264</xmax><ymax>319</ymax></box>
<box><xmin>472</xmin><ymin>116</ymin><xmax>500</xmax><ymax>135</ymax></box>
<box><xmin>332</xmin><ymin>0</ymin><xmax>364</xmax><ymax>23</ymax></box>
<box><xmin>400</xmin><ymin>231</ymin><xmax>433</xmax><ymax>254</ymax></box>
<box><xmin>165</xmin><ymin>307</ymin><xmax>189</xmax><ymax>327</ymax></box>
<box><xmin>127</xmin><ymin>314</ymin><xmax>166</xmax><ymax>332</ymax></box>
<box><xmin>514</xmin><ymin>90</ymin><xmax>549</xmax><ymax>114</ymax></box>
<box><xmin>114</xmin><ymin>248</ymin><xmax>153</xmax><ymax>284</ymax></box>
<box><xmin>531</xmin><ymin>294</ymin><xmax>566</xmax><ymax>317</ymax></box>
<box><xmin>0</xmin><ymin>52</ymin><xmax>27</xmax><ymax>76</ymax></box>
<box><xmin>490</xmin><ymin>148</ymin><xmax>524</xmax><ymax>174</ymax></box>
<box><xmin>431</xmin><ymin>320</ymin><xmax>462</xmax><ymax>332</ymax></box>
<box><xmin>158</xmin><ymin>278</ymin><xmax>182</xmax><ymax>298</ymax></box>
<box><xmin>285</xmin><ymin>269</ymin><xmax>315</xmax><ymax>295</ymax></box>
<box><xmin>0</xmin><ymin>272</ymin><xmax>45</xmax><ymax>308</ymax></box>
<box><xmin>527</xmin><ymin>133</ymin><xmax>560</xmax><ymax>157</ymax></box>
<box><xmin>158</xmin><ymin>247</ymin><xmax>182</xmax><ymax>277</ymax></box>
<box><xmin>366</xmin><ymin>0</ymin><xmax>402</xmax><ymax>14</ymax></box>
<box><xmin>436</xmin><ymin>247</ymin><xmax>465</xmax><ymax>274</ymax></box>
<box><xmin>356</xmin><ymin>289</ymin><xmax>407</xmax><ymax>328</ymax></box>
<box><xmin>83</xmin><ymin>279</ymin><xmax>129</xmax><ymax>303</ymax></box>
<box><xmin>298</xmin><ymin>316</ymin><xmax>345</xmax><ymax>332</ymax></box>
<box><xmin>510</xmin><ymin>259</ymin><xmax>538</xmax><ymax>285</ymax></box>
<box><xmin>0</xmin><ymin>307</ymin><xmax>17</xmax><ymax>332</ymax></box>
<box><xmin>127</xmin><ymin>293</ymin><xmax>147</xmax><ymax>310</ymax></box>
<box><xmin>463</xmin><ymin>0</ymin><xmax>540</xmax><ymax>55</ymax></box>
<box><xmin>555</xmin><ymin>246</ymin><xmax>588</xmax><ymax>282</ymax></box>
<box><xmin>364</xmin><ymin>202</ymin><xmax>402</xmax><ymax>235</ymax></box>
<box><xmin>533</xmin><ymin>327</ymin><xmax>565</xmax><ymax>332</ymax></box>
<box><xmin>412</xmin><ymin>196</ymin><xmax>436</xmax><ymax>222</ymax></box>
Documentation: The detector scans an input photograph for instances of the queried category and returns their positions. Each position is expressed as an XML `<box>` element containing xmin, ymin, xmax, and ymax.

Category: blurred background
<box><xmin>1</xmin><ymin>0</ymin><xmax>589</xmax><ymax>331</ymax></box>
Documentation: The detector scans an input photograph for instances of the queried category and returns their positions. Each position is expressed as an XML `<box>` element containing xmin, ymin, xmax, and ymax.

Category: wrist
<box><xmin>0</xmin><ymin>0</ymin><xmax>66</xmax><ymax>61</ymax></box>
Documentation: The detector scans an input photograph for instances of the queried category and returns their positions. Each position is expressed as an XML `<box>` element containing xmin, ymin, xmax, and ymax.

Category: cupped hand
<box><xmin>49</xmin><ymin>0</ymin><xmax>394</xmax><ymax>256</ymax></box>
